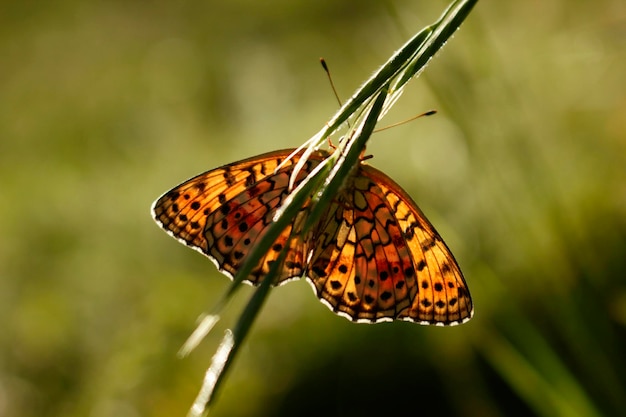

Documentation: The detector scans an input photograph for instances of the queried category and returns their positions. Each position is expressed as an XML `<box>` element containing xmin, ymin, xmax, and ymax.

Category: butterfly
<box><xmin>151</xmin><ymin>148</ymin><xmax>473</xmax><ymax>325</ymax></box>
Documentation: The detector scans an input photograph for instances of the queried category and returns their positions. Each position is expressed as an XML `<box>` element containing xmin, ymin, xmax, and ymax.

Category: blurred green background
<box><xmin>2</xmin><ymin>1</ymin><xmax>625</xmax><ymax>416</ymax></box>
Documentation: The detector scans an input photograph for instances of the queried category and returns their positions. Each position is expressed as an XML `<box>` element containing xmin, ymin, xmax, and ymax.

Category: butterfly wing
<box><xmin>152</xmin><ymin>149</ymin><xmax>323</xmax><ymax>285</ymax></box>
<box><xmin>306</xmin><ymin>163</ymin><xmax>473</xmax><ymax>325</ymax></box>
<box><xmin>153</xmin><ymin>148</ymin><xmax>472</xmax><ymax>324</ymax></box>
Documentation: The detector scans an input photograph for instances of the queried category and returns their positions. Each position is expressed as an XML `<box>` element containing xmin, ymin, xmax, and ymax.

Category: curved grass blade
<box><xmin>291</xmin><ymin>0</ymin><xmax>478</xmax><ymax>188</ymax></box>
<box><xmin>181</xmin><ymin>0</ymin><xmax>480</xmax><ymax>414</ymax></box>
<box><xmin>187</xmin><ymin>87</ymin><xmax>390</xmax><ymax>415</ymax></box>
<box><xmin>303</xmin><ymin>86</ymin><xmax>389</xmax><ymax>233</ymax></box>
<box><xmin>188</xmin><ymin>243</ymin><xmax>291</xmax><ymax>416</ymax></box>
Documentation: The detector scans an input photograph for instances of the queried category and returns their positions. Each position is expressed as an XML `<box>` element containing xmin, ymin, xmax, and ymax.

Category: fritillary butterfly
<box><xmin>152</xmin><ymin>148</ymin><xmax>473</xmax><ymax>325</ymax></box>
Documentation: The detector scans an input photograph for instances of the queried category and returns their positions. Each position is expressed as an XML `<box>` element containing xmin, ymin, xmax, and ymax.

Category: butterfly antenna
<box><xmin>374</xmin><ymin>110</ymin><xmax>437</xmax><ymax>133</ymax></box>
<box><xmin>320</xmin><ymin>58</ymin><xmax>343</xmax><ymax>107</ymax></box>
<box><xmin>320</xmin><ymin>58</ymin><xmax>351</xmax><ymax>149</ymax></box>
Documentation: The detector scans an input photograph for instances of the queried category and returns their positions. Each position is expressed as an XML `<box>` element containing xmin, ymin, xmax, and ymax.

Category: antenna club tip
<box><xmin>424</xmin><ymin>110</ymin><xmax>437</xmax><ymax>116</ymax></box>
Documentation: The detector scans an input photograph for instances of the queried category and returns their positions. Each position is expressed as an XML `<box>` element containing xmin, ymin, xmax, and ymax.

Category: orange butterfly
<box><xmin>152</xmin><ymin>148</ymin><xmax>473</xmax><ymax>325</ymax></box>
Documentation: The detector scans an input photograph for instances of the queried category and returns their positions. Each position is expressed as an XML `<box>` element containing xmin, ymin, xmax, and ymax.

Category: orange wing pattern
<box><xmin>152</xmin><ymin>150</ymin><xmax>319</xmax><ymax>285</ymax></box>
<box><xmin>306</xmin><ymin>164</ymin><xmax>472</xmax><ymax>324</ymax></box>
<box><xmin>152</xmin><ymin>148</ymin><xmax>473</xmax><ymax>325</ymax></box>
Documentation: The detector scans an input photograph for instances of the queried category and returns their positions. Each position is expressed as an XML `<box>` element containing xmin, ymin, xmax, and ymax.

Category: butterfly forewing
<box><xmin>307</xmin><ymin>177</ymin><xmax>417</xmax><ymax>322</ymax></box>
<box><xmin>152</xmin><ymin>149</ymin><xmax>322</xmax><ymax>285</ymax></box>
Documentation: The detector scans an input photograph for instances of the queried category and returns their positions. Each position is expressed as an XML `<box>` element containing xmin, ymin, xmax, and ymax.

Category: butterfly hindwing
<box><xmin>361</xmin><ymin>164</ymin><xmax>473</xmax><ymax>325</ymax></box>
<box><xmin>306</xmin><ymin>173</ymin><xmax>418</xmax><ymax>322</ymax></box>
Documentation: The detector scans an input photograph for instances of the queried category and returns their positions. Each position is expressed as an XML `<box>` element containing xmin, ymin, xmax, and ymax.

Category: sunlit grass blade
<box><xmin>183</xmin><ymin>1</ymin><xmax>480</xmax><ymax>414</ymax></box>
<box><xmin>179</xmin><ymin>314</ymin><xmax>220</xmax><ymax>358</ymax></box>
<box><xmin>187</xmin><ymin>86</ymin><xmax>390</xmax><ymax>415</ymax></box>
<box><xmin>291</xmin><ymin>0</ymin><xmax>478</xmax><ymax>183</ymax></box>
<box><xmin>330</xmin><ymin>0</ymin><xmax>477</xmax><ymax>139</ymax></box>
<box><xmin>303</xmin><ymin>86</ymin><xmax>389</xmax><ymax>233</ymax></box>
<box><xmin>189</xmin><ymin>221</ymin><xmax>298</xmax><ymax>415</ymax></box>
<box><xmin>187</xmin><ymin>329</ymin><xmax>234</xmax><ymax>417</ymax></box>
<box><xmin>389</xmin><ymin>0</ymin><xmax>478</xmax><ymax>98</ymax></box>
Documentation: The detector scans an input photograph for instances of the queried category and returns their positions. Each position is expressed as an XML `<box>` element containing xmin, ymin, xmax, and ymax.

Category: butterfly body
<box><xmin>152</xmin><ymin>148</ymin><xmax>473</xmax><ymax>325</ymax></box>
